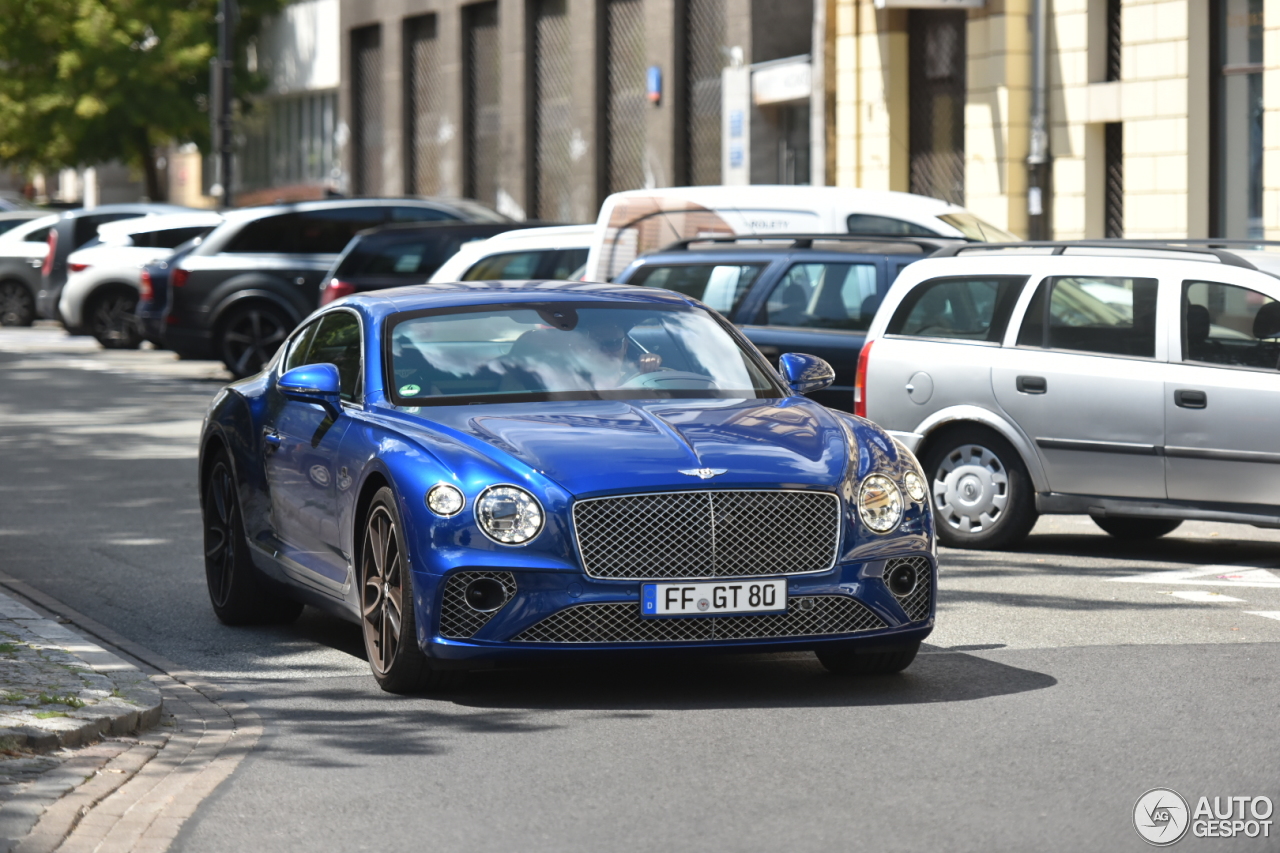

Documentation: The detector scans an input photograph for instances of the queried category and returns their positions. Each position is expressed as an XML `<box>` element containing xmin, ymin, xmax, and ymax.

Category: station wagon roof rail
<box><xmin>660</xmin><ymin>233</ymin><xmax>963</xmax><ymax>253</ymax></box>
<box><xmin>929</xmin><ymin>240</ymin><xmax>1258</xmax><ymax>269</ymax></box>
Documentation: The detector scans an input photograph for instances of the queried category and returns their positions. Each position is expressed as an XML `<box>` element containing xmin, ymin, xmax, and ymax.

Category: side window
<box><xmin>463</xmin><ymin>251</ymin><xmax>542</xmax><ymax>281</ymax></box>
<box><xmin>846</xmin><ymin>214</ymin><xmax>941</xmax><ymax>237</ymax></box>
<box><xmin>295</xmin><ymin>208</ymin><xmax>387</xmax><ymax>254</ymax></box>
<box><xmin>1183</xmin><ymin>280</ymin><xmax>1280</xmax><ymax>370</ymax></box>
<box><xmin>283</xmin><ymin>321</ymin><xmax>320</xmax><ymax>372</ymax></box>
<box><xmin>23</xmin><ymin>226</ymin><xmax>50</xmax><ymax>245</ymax></box>
<box><xmin>762</xmin><ymin>262</ymin><xmax>879</xmax><ymax>331</ymax></box>
<box><xmin>887</xmin><ymin>276</ymin><xmax>1026</xmax><ymax>342</ymax></box>
<box><xmin>1018</xmin><ymin>277</ymin><xmax>1158</xmax><ymax>357</ymax></box>
<box><xmin>390</xmin><ymin>206</ymin><xmax>457</xmax><ymax>222</ymax></box>
<box><xmin>306</xmin><ymin>312</ymin><xmax>362</xmax><ymax>401</ymax></box>
<box><xmin>624</xmin><ymin>264</ymin><xmax>765</xmax><ymax>314</ymax></box>
<box><xmin>548</xmin><ymin>248</ymin><xmax>589</xmax><ymax>279</ymax></box>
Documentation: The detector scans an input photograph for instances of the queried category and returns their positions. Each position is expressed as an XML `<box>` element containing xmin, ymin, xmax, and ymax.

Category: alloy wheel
<box><xmin>0</xmin><ymin>282</ymin><xmax>33</xmax><ymax>326</ymax></box>
<box><xmin>90</xmin><ymin>292</ymin><xmax>139</xmax><ymax>346</ymax></box>
<box><xmin>223</xmin><ymin>308</ymin><xmax>288</xmax><ymax>376</ymax></box>
<box><xmin>203</xmin><ymin>462</ymin><xmax>239</xmax><ymax>608</ymax></box>
<box><xmin>932</xmin><ymin>443</ymin><xmax>1009</xmax><ymax>533</ymax></box>
<box><xmin>361</xmin><ymin>506</ymin><xmax>404</xmax><ymax>675</ymax></box>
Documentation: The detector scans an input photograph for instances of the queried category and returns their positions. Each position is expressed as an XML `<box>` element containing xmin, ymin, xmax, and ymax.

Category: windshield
<box><xmin>386</xmin><ymin>302</ymin><xmax>782</xmax><ymax>405</ymax></box>
<box><xmin>937</xmin><ymin>212</ymin><xmax>1018</xmax><ymax>242</ymax></box>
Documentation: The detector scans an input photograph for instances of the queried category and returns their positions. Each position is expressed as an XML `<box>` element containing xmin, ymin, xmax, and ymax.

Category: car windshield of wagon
<box><xmin>385</xmin><ymin>302</ymin><xmax>783</xmax><ymax>405</ymax></box>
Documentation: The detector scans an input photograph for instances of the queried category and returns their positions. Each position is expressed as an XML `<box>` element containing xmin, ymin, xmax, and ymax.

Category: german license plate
<box><xmin>641</xmin><ymin>580</ymin><xmax>787</xmax><ymax>617</ymax></box>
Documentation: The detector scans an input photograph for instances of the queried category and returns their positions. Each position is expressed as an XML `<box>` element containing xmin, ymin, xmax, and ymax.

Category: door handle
<box><xmin>1174</xmin><ymin>389</ymin><xmax>1207</xmax><ymax>409</ymax></box>
<box><xmin>1016</xmin><ymin>375</ymin><xmax>1047</xmax><ymax>394</ymax></box>
<box><xmin>263</xmin><ymin>429</ymin><xmax>281</xmax><ymax>448</ymax></box>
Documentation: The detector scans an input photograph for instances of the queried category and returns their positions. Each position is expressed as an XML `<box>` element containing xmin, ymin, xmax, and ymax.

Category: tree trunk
<box><xmin>136</xmin><ymin>129</ymin><xmax>164</xmax><ymax>202</ymax></box>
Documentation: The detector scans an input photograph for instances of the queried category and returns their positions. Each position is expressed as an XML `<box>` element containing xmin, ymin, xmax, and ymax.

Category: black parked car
<box><xmin>318</xmin><ymin>221</ymin><xmax>558</xmax><ymax>305</ymax></box>
<box><xmin>37</xmin><ymin>203</ymin><xmax>192</xmax><ymax>321</ymax></box>
<box><xmin>163</xmin><ymin>198</ymin><xmax>506</xmax><ymax>376</ymax></box>
<box><xmin>613</xmin><ymin>234</ymin><xmax>959</xmax><ymax>410</ymax></box>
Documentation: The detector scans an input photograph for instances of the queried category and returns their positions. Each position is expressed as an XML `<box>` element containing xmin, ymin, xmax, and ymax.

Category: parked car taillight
<box><xmin>171</xmin><ymin>268</ymin><xmax>189</xmax><ymax>288</ymax></box>
<box><xmin>139</xmin><ymin>270</ymin><xmax>153</xmax><ymax>301</ymax></box>
<box><xmin>854</xmin><ymin>340</ymin><xmax>872</xmax><ymax>419</ymax></box>
<box><xmin>41</xmin><ymin>230</ymin><xmax>56</xmax><ymax>276</ymax></box>
<box><xmin>320</xmin><ymin>279</ymin><xmax>356</xmax><ymax>306</ymax></box>
<box><xmin>68</xmin><ymin>262</ymin><xmax>89</xmax><ymax>273</ymax></box>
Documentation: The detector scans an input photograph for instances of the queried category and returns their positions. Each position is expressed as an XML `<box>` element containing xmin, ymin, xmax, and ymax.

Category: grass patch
<box><xmin>36</xmin><ymin>693</ymin><xmax>85</xmax><ymax>709</ymax></box>
<box><xmin>33</xmin><ymin>710</ymin><xmax>67</xmax><ymax>719</ymax></box>
<box><xmin>0</xmin><ymin>693</ymin><xmax>25</xmax><ymax>704</ymax></box>
<box><xmin>0</xmin><ymin>643</ymin><xmax>21</xmax><ymax>654</ymax></box>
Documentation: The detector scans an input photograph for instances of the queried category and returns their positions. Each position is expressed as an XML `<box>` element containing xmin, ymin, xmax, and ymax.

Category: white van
<box><xmin>582</xmin><ymin>185</ymin><xmax>1016</xmax><ymax>282</ymax></box>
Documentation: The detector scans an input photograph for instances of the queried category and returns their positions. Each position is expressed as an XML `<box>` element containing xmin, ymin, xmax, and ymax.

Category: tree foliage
<box><xmin>0</xmin><ymin>0</ymin><xmax>282</xmax><ymax>199</ymax></box>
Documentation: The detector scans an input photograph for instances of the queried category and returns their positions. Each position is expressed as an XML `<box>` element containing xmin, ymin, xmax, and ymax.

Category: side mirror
<box><xmin>278</xmin><ymin>363</ymin><xmax>342</xmax><ymax>417</ymax></box>
<box><xmin>778</xmin><ymin>353</ymin><xmax>835</xmax><ymax>396</ymax></box>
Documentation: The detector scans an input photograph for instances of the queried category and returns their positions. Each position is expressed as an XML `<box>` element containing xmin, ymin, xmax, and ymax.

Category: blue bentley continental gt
<box><xmin>198</xmin><ymin>280</ymin><xmax>936</xmax><ymax>692</ymax></box>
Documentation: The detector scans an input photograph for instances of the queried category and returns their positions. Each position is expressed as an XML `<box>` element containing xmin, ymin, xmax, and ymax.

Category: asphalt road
<box><xmin>2</xmin><ymin>325</ymin><xmax>1278</xmax><ymax>853</ymax></box>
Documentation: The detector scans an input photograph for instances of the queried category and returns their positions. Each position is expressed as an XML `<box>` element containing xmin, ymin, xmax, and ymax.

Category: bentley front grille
<box><xmin>886</xmin><ymin>556</ymin><xmax>932</xmax><ymax>623</ymax></box>
<box><xmin>510</xmin><ymin>595</ymin><xmax>885</xmax><ymax>644</ymax></box>
<box><xmin>572</xmin><ymin>490</ymin><xmax>840</xmax><ymax>580</ymax></box>
<box><xmin>438</xmin><ymin>571</ymin><xmax>516</xmax><ymax>640</ymax></box>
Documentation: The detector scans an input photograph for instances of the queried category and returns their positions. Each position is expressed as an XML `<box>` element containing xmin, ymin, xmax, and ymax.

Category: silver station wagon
<box><xmin>857</xmin><ymin>242</ymin><xmax>1280</xmax><ymax>549</ymax></box>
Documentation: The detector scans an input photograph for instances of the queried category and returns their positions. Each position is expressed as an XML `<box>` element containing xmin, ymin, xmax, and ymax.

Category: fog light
<box><xmin>426</xmin><ymin>483</ymin><xmax>465</xmax><ymax>516</ymax></box>
<box><xmin>887</xmin><ymin>563</ymin><xmax>918</xmax><ymax>596</ymax></box>
<box><xmin>464</xmin><ymin>577</ymin><xmax>507</xmax><ymax>612</ymax></box>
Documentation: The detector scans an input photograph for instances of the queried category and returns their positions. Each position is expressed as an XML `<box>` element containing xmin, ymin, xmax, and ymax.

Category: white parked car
<box><xmin>59</xmin><ymin>212</ymin><xmax>222</xmax><ymax>348</ymax></box>
<box><xmin>0</xmin><ymin>214</ymin><xmax>59</xmax><ymax>326</ymax></box>
<box><xmin>428</xmin><ymin>224</ymin><xmax>594</xmax><ymax>283</ymax></box>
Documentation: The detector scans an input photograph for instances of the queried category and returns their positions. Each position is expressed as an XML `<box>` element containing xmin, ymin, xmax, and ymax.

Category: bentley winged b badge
<box><xmin>679</xmin><ymin>468</ymin><xmax>728</xmax><ymax>480</ymax></box>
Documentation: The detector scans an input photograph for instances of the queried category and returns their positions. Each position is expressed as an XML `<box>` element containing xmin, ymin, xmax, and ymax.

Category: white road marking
<box><xmin>1112</xmin><ymin>565</ymin><xmax>1280</xmax><ymax>589</ymax></box>
<box><xmin>1244</xmin><ymin>611</ymin><xmax>1280</xmax><ymax>621</ymax></box>
<box><xmin>1163</xmin><ymin>590</ymin><xmax>1245</xmax><ymax>603</ymax></box>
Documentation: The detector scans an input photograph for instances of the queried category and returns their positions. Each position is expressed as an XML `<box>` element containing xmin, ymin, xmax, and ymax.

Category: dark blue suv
<box><xmin>614</xmin><ymin>235</ymin><xmax>958</xmax><ymax>410</ymax></box>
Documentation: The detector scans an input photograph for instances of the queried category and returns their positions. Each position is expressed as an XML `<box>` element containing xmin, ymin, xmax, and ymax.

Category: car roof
<box><xmin>58</xmin><ymin>203</ymin><xmax>192</xmax><ymax>220</ymax></box>
<box><xmin>339</xmin><ymin>279</ymin><xmax>697</xmax><ymax>321</ymax></box>
<box><xmin>216</xmin><ymin>197</ymin><xmax>502</xmax><ymax>225</ymax></box>
<box><xmin>97</xmin><ymin>212</ymin><xmax>225</xmax><ymax>241</ymax></box>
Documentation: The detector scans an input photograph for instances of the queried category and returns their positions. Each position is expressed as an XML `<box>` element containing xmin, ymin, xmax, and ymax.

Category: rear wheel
<box><xmin>816</xmin><ymin>640</ymin><xmax>920</xmax><ymax>675</ymax></box>
<box><xmin>922</xmin><ymin>426</ymin><xmax>1038</xmax><ymax>550</ymax></box>
<box><xmin>87</xmin><ymin>288</ymin><xmax>142</xmax><ymax>349</ymax></box>
<box><xmin>0</xmin><ymin>281</ymin><xmax>34</xmax><ymax>327</ymax></box>
<box><xmin>219</xmin><ymin>303</ymin><xmax>291</xmax><ymax>378</ymax></box>
<box><xmin>361</xmin><ymin>487</ymin><xmax>458</xmax><ymax>694</ymax></box>
<box><xmin>1091</xmin><ymin>516</ymin><xmax>1183</xmax><ymax>539</ymax></box>
<box><xmin>203</xmin><ymin>450</ymin><xmax>303</xmax><ymax>625</ymax></box>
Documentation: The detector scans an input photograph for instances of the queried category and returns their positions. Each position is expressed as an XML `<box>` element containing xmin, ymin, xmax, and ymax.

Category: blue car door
<box><xmin>263</xmin><ymin>310</ymin><xmax>361</xmax><ymax>588</ymax></box>
<box><xmin>736</xmin><ymin>256</ymin><xmax>886</xmax><ymax>411</ymax></box>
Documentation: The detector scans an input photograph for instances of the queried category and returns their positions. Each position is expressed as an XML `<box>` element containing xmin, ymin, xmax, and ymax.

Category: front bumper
<box><xmin>414</xmin><ymin>555</ymin><xmax>936</xmax><ymax>663</ymax></box>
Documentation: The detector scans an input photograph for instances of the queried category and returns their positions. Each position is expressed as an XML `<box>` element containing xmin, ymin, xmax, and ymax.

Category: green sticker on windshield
<box><xmin>399</xmin><ymin>384</ymin><xmax>421</xmax><ymax>396</ymax></box>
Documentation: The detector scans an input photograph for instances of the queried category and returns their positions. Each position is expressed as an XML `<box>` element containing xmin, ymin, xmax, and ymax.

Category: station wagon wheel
<box><xmin>219</xmin><ymin>303</ymin><xmax>291</xmax><ymax>378</ymax></box>
<box><xmin>87</xmin><ymin>288</ymin><xmax>141</xmax><ymax>349</ymax></box>
<box><xmin>359</xmin><ymin>487</ymin><xmax>455</xmax><ymax>693</ymax></box>
<box><xmin>922</xmin><ymin>426</ymin><xmax>1038</xmax><ymax>550</ymax></box>
<box><xmin>0</xmin><ymin>281</ymin><xmax>34</xmax><ymax>326</ymax></box>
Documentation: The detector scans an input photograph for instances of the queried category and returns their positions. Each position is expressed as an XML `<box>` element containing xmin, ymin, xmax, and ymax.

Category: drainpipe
<box><xmin>1026</xmin><ymin>0</ymin><xmax>1050</xmax><ymax>239</ymax></box>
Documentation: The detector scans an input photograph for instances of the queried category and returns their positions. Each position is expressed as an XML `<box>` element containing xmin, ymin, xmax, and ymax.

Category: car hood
<box><xmin>396</xmin><ymin>398</ymin><xmax>850</xmax><ymax>497</ymax></box>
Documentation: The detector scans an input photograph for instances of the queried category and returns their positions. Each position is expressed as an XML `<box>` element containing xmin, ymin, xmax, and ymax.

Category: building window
<box><xmin>238</xmin><ymin>91</ymin><xmax>338</xmax><ymax>195</ymax></box>
<box><xmin>604</xmin><ymin>0</ymin><xmax>647</xmax><ymax>194</ymax></box>
<box><xmin>464</xmin><ymin>2</ymin><xmax>502</xmax><ymax>207</ymax></box>
<box><xmin>1106</xmin><ymin>0</ymin><xmax>1121</xmax><ymax>81</ymax></box>
<box><xmin>531</xmin><ymin>0</ymin><xmax>574</xmax><ymax>219</ymax></box>
<box><xmin>684</xmin><ymin>0</ymin><xmax>724</xmax><ymax>185</ymax></box>
<box><xmin>404</xmin><ymin>15</ymin><xmax>445</xmax><ymax>196</ymax></box>
<box><xmin>1210</xmin><ymin>0</ymin><xmax>1263</xmax><ymax>238</ymax></box>
<box><xmin>1105</xmin><ymin>122</ymin><xmax>1123</xmax><ymax>237</ymax></box>
<box><xmin>908</xmin><ymin>11</ymin><xmax>966</xmax><ymax>206</ymax></box>
<box><xmin>351</xmin><ymin>25</ymin><xmax>384</xmax><ymax>196</ymax></box>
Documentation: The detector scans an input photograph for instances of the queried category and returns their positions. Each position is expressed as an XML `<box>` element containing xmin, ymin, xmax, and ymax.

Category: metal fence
<box><xmin>351</xmin><ymin>25</ymin><xmax>384</xmax><ymax>196</ymax></box>
<box><xmin>532</xmin><ymin>0</ymin><xmax>574</xmax><ymax>219</ymax></box>
<box><xmin>404</xmin><ymin>15</ymin><xmax>445</xmax><ymax>196</ymax></box>
<box><xmin>237</xmin><ymin>91</ymin><xmax>337</xmax><ymax>193</ymax></box>
<box><xmin>606</xmin><ymin>0</ymin><xmax>646</xmax><ymax>194</ymax></box>
<box><xmin>908</xmin><ymin>10</ymin><xmax>965</xmax><ymax>206</ymax></box>
<box><xmin>685</xmin><ymin>0</ymin><xmax>724</xmax><ymax>185</ymax></box>
<box><xmin>464</xmin><ymin>2</ymin><xmax>502</xmax><ymax>207</ymax></box>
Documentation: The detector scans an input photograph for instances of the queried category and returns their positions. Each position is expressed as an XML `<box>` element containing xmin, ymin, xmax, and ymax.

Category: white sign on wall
<box><xmin>873</xmin><ymin>0</ymin><xmax>984</xmax><ymax>8</ymax></box>
<box><xmin>751</xmin><ymin>60</ymin><xmax>812</xmax><ymax>106</ymax></box>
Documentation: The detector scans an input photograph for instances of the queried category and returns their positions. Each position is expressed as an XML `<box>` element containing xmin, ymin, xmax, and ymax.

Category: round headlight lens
<box><xmin>902</xmin><ymin>469</ymin><xmax>927</xmax><ymax>503</ymax></box>
<box><xmin>425</xmin><ymin>483</ymin><xmax>465</xmax><ymax>516</ymax></box>
<box><xmin>475</xmin><ymin>486</ymin><xmax>544</xmax><ymax>545</ymax></box>
<box><xmin>858</xmin><ymin>474</ymin><xmax>903</xmax><ymax>533</ymax></box>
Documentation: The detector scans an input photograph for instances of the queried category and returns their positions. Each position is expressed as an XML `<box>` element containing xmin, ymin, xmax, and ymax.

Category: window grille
<box><xmin>605</xmin><ymin>0</ymin><xmax>647</xmax><ymax>194</ymax></box>
<box><xmin>351</xmin><ymin>25</ymin><xmax>384</xmax><ymax>195</ymax></box>
<box><xmin>908</xmin><ymin>11</ymin><xmax>966</xmax><ymax>206</ymax></box>
<box><xmin>404</xmin><ymin>15</ymin><xmax>445</xmax><ymax>196</ymax></box>
<box><xmin>685</xmin><ymin>0</ymin><xmax>724</xmax><ymax>185</ymax></box>
<box><xmin>464</xmin><ymin>3</ymin><xmax>502</xmax><ymax>207</ymax></box>
<box><xmin>532</xmin><ymin>0</ymin><xmax>574</xmax><ymax>219</ymax></box>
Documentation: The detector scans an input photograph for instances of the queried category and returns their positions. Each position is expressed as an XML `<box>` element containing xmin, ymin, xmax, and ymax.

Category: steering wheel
<box><xmin>618</xmin><ymin>370</ymin><xmax>717</xmax><ymax>390</ymax></box>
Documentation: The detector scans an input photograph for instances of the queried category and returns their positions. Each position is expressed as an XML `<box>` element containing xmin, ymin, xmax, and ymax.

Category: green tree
<box><xmin>0</xmin><ymin>0</ymin><xmax>282</xmax><ymax>201</ymax></box>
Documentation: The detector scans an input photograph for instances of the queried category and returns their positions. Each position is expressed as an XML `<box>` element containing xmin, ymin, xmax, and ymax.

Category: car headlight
<box><xmin>475</xmin><ymin>485</ymin><xmax>544</xmax><ymax>545</ymax></box>
<box><xmin>425</xmin><ymin>483</ymin><xmax>465</xmax><ymax>516</ymax></box>
<box><xmin>858</xmin><ymin>474</ymin><xmax>903</xmax><ymax>533</ymax></box>
<box><xmin>902</xmin><ymin>469</ymin><xmax>927</xmax><ymax>503</ymax></box>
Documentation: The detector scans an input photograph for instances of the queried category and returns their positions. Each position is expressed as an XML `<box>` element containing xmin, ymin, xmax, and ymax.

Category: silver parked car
<box><xmin>858</xmin><ymin>242</ymin><xmax>1280</xmax><ymax>549</ymax></box>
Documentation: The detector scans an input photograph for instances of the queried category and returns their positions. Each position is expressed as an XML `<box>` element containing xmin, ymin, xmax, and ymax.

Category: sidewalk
<box><xmin>0</xmin><ymin>592</ymin><xmax>161</xmax><ymax>753</ymax></box>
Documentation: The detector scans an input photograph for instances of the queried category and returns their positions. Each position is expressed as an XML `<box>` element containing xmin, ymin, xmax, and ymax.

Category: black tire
<box><xmin>1091</xmin><ymin>516</ymin><xmax>1183</xmax><ymax>540</ymax></box>
<box><xmin>86</xmin><ymin>288</ymin><xmax>142</xmax><ymax>349</ymax></box>
<box><xmin>922</xmin><ymin>425</ymin><xmax>1038</xmax><ymax>550</ymax></box>
<box><xmin>0</xmin><ymin>281</ymin><xmax>35</xmax><ymax>327</ymax></box>
<box><xmin>218</xmin><ymin>303</ymin><xmax>292</xmax><ymax>378</ymax></box>
<box><xmin>360</xmin><ymin>487</ymin><xmax>457</xmax><ymax>694</ymax></box>
<box><xmin>816</xmin><ymin>640</ymin><xmax>920</xmax><ymax>675</ymax></box>
<box><xmin>202</xmin><ymin>449</ymin><xmax>304</xmax><ymax>626</ymax></box>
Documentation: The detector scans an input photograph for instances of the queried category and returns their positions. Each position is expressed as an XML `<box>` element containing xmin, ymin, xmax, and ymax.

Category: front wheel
<box><xmin>360</xmin><ymin>488</ymin><xmax>457</xmax><ymax>694</ymax></box>
<box><xmin>1092</xmin><ymin>516</ymin><xmax>1183</xmax><ymax>540</ymax></box>
<box><xmin>816</xmin><ymin>640</ymin><xmax>920</xmax><ymax>675</ymax></box>
<box><xmin>218</xmin><ymin>303</ymin><xmax>292</xmax><ymax>378</ymax></box>
<box><xmin>922</xmin><ymin>426</ymin><xmax>1038</xmax><ymax>550</ymax></box>
<box><xmin>87</xmin><ymin>289</ymin><xmax>142</xmax><ymax>349</ymax></box>
<box><xmin>0</xmin><ymin>281</ymin><xmax>35</xmax><ymax>327</ymax></box>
